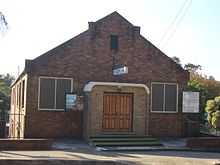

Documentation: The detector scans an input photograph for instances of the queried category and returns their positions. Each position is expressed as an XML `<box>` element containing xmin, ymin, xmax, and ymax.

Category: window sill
<box><xmin>150</xmin><ymin>111</ymin><xmax>178</xmax><ymax>113</ymax></box>
<box><xmin>38</xmin><ymin>109</ymin><xmax>65</xmax><ymax>111</ymax></box>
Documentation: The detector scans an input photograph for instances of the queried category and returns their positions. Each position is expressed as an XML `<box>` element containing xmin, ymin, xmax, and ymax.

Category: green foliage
<box><xmin>205</xmin><ymin>100</ymin><xmax>216</xmax><ymax>112</ymax></box>
<box><xmin>171</xmin><ymin>56</ymin><xmax>181</xmax><ymax>65</ymax></box>
<box><xmin>188</xmin><ymin>72</ymin><xmax>220</xmax><ymax>123</ymax></box>
<box><xmin>187</xmin><ymin>79</ymin><xmax>208</xmax><ymax>123</ymax></box>
<box><xmin>184</xmin><ymin>63</ymin><xmax>201</xmax><ymax>72</ymax></box>
<box><xmin>207</xmin><ymin>112</ymin><xmax>212</xmax><ymax>125</ymax></box>
<box><xmin>0</xmin><ymin>81</ymin><xmax>10</xmax><ymax>96</ymax></box>
<box><xmin>172</xmin><ymin>56</ymin><xmax>220</xmax><ymax>124</ymax></box>
<box><xmin>0</xmin><ymin>74</ymin><xmax>14</xmax><ymax>113</ymax></box>
<box><xmin>1</xmin><ymin>73</ymin><xmax>14</xmax><ymax>87</ymax></box>
<box><xmin>205</xmin><ymin>96</ymin><xmax>220</xmax><ymax>130</ymax></box>
<box><xmin>214</xmin><ymin>96</ymin><xmax>220</xmax><ymax>108</ymax></box>
<box><xmin>190</xmin><ymin>73</ymin><xmax>220</xmax><ymax>99</ymax></box>
<box><xmin>187</xmin><ymin>79</ymin><xmax>208</xmax><ymax>95</ymax></box>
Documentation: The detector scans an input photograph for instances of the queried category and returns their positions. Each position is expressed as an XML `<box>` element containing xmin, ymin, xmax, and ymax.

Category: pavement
<box><xmin>0</xmin><ymin>138</ymin><xmax>219</xmax><ymax>165</ymax></box>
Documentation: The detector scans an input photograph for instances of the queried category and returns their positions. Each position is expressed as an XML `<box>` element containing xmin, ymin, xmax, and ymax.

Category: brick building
<box><xmin>9</xmin><ymin>12</ymin><xmax>194</xmax><ymax>139</ymax></box>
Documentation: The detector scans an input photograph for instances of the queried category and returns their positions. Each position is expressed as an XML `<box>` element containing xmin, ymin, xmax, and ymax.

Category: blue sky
<box><xmin>0</xmin><ymin>0</ymin><xmax>219</xmax><ymax>80</ymax></box>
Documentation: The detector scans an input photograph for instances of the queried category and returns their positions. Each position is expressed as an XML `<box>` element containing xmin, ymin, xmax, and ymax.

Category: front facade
<box><xmin>9</xmin><ymin>12</ymin><xmax>192</xmax><ymax>139</ymax></box>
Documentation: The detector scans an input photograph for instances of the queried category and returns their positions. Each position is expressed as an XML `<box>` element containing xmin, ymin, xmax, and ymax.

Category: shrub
<box><xmin>205</xmin><ymin>96</ymin><xmax>220</xmax><ymax>130</ymax></box>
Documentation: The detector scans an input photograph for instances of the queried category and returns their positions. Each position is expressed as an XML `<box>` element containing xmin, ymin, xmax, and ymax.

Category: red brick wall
<box><xmin>24</xmin><ymin>74</ymin><xmax>83</xmax><ymax>138</ymax></box>
<box><xmin>23</xmin><ymin>12</ymin><xmax>189</xmax><ymax>138</ymax></box>
<box><xmin>149</xmin><ymin>113</ymin><xmax>183</xmax><ymax>137</ymax></box>
<box><xmin>25</xmin><ymin>111</ymin><xmax>82</xmax><ymax>138</ymax></box>
<box><xmin>187</xmin><ymin>137</ymin><xmax>220</xmax><ymax>149</ymax></box>
<box><xmin>0</xmin><ymin>139</ymin><xmax>52</xmax><ymax>150</ymax></box>
<box><xmin>30</xmin><ymin>13</ymin><xmax>188</xmax><ymax>85</ymax></box>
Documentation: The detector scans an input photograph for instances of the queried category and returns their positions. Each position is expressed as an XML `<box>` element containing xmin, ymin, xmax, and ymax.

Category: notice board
<box><xmin>182</xmin><ymin>91</ymin><xmax>199</xmax><ymax>113</ymax></box>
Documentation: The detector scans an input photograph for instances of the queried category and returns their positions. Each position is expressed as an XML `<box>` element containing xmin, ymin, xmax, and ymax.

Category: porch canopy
<box><xmin>83</xmin><ymin>81</ymin><xmax>150</xmax><ymax>94</ymax></box>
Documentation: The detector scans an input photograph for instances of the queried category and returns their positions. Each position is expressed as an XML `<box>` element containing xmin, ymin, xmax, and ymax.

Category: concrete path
<box><xmin>0</xmin><ymin>139</ymin><xmax>219</xmax><ymax>165</ymax></box>
<box><xmin>0</xmin><ymin>150</ymin><xmax>220</xmax><ymax>165</ymax></box>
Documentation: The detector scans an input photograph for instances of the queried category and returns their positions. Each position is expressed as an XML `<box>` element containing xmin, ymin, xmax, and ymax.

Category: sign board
<box><xmin>182</xmin><ymin>91</ymin><xmax>199</xmax><ymax>113</ymax></box>
<box><xmin>65</xmin><ymin>94</ymin><xmax>77</xmax><ymax>109</ymax></box>
<box><xmin>113</xmin><ymin>66</ymin><xmax>128</xmax><ymax>76</ymax></box>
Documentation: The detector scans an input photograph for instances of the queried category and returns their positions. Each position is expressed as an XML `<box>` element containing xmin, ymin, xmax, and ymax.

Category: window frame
<box><xmin>151</xmin><ymin>82</ymin><xmax>178</xmax><ymax>113</ymax></box>
<box><xmin>38</xmin><ymin>76</ymin><xmax>73</xmax><ymax>111</ymax></box>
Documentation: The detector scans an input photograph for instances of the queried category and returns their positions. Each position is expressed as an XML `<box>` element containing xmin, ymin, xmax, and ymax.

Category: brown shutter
<box><xmin>56</xmin><ymin>79</ymin><xmax>71</xmax><ymax>109</ymax></box>
<box><xmin>39</xmin><ymin>78</ymin><xmax>55</xmax><ymax>109</ymax></box>
<box><xmin>165</xmin><ymin>84</ymin><xmax>177</xmax><ymax>112</ymax></box>
<box><xmin>152</xmin><ymin>84</ymin><xmax>164</xmax><ymax>111</ymax></box>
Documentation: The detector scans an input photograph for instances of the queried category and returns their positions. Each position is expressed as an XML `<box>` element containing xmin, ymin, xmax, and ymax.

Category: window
<box><xmin>151</xmin><ymin>84</ymin><xmax>164</xmax><ymax>112</ymax></box>
<box><xmin>110</xmin><ymin>35</ymin><xmax>118</xmax><ymax>50</ymax></box>
<box><xmin>56</xmin><ymin>79</ymin><xmax>71</xmax><ymax>109</ymax></box>
<box><xmin>38</xmin><ymin>77</ymin><xmax>72</xmax><ymax>110</ymax></box>
<box><xmin>165</xmin><ymin>84</ymin><xmax>177</xmax><ymax>112</ymax></box>
<box><xmin>16</xmin><ymin>85</ymin><xmax>19</xmax><ymax>107</ymax></box>
<box><xmin>151</xmin><ymin>83</ymin><xmax>178</xmax><ymax>112</ymax></box>
<box><xmin>39</xmin><ymin>78</ymin><xmax>55</xmax><ymax>109</ymax></box>
<box><xmin>21</xmin><ymin>80</ymin><xmax>25</xmax><ymax>108</ymax></box>
<box><xmin>17</xmin><ymin>83</ymin><xmax>21</xmax><ymax>108</ymax></box>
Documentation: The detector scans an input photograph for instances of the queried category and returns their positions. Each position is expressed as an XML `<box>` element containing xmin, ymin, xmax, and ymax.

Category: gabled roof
<box><xmin>31</xmin><ymin>11</ymin><xmax>135</xmax><ymax>64</ymax></box>
<box><xmin>95</xmin><ymin>11</ymin><xmax>134</xmax><ymax>26</ymax></box>
<box><xmin>13</xmin><ymin>11</ymin><xmax>187</xmax><ymax>85</ymax></box>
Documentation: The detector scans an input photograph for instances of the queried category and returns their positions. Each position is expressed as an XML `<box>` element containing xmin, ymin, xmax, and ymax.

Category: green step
<box><xmin>90</xmin><ymin>135</ymin><xmax>152</xmax><ymax>138</ymax></box>
<box><xmin>90</xmin><ymin>137</ymin><xmax>158</xmax><ymax>142</ymax></box>
<box><xmin>89</xmin><ymin>135</ymin><xmax>162</xmax><ymax>147</ymax></box>
<box><xmin>93</xmin><ymin>141</ymin><xmax>162</xmax><ymax>147</ymax></box>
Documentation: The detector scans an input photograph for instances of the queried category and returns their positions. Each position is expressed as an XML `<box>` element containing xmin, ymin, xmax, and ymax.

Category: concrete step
<box><xmin>89</xmin><ymin>135</ymin><xmax>162</xmax><ymax>147</ymax></box>
<box><xmin>93</xmin><ymin>141</ymin><xmax>162</xmax><ymax>147</ymax></box>
<box><xmin>91</xmin><ymin>137</ymin><xmax>157</xmax><ymax>142</ymax></box>
<box><xmin>90</xmin><ymin>134</ymin><xmax>152</xmax><ymax>138</ymax></box>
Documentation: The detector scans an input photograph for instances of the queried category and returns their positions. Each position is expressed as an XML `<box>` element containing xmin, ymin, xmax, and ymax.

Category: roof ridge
<box><xmin>94</xmin><ymin>11</ymin><xmax>134</xmax><ymax>26</ymax></box>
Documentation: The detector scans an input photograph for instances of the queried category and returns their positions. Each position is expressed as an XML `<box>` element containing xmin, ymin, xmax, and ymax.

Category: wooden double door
<box><xmin>102</xmin><ymin>93</ymin><xmax>133</xmax><ymax>132</ymax></box>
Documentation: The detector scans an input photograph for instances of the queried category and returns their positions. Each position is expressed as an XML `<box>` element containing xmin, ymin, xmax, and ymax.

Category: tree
<box><xmin>191</xmin><ymin>73</ymin><xmax>220</xmax><ymax>99</ymax></box>
<box><xmin>184</xmin><ymin>63</ymin><xmax>201</xmax><ymax>73</ymax></box>
<box><xmin>1</xmin><ymin>73</ymin><xmax>15</xmax><ymax>87</ymax></box>
<box><xmin>209</xmin><ymin>76</ymin><xmax>215</xmax><ymax>80</ymax></box>
<box><xmin>182</xmin><ymin>60</ymin><xmax>220</xmax><ymax>124</ymax></box>
<box><xmin>205</xmin><ymin>96</ymin><xmax>220</xmax><ymax>131</ymax></box>
<box><xmin>0</xmin><ymin>74</ymin><xmax>14</xmax><ymax>116</ymax></box>
<box><xmin>171</xmin><ymin>56</ymin><xmax>220</xmax><ymax>125</ymax></box>
<box><xmin>171</xmin><ymin>56</ymin><xmax>181</xmax><ymax>65</ymax></box>
<box><xmin>187</xmin><ymin>79</ymin><xmax>208</xmax><ymax>123</ymax></box>
<box><xmin>188</xmin><ymin>72</ymin><xmax>220</xmax><ymax>123</ymax></box>
<box><xmin>0</xmin><ymin>12</ymin><xmax>8</xmax><ymax>35</ymax></box>
<box><xmin>0</xmin><ymin>80</ymin><xmax>10</xmax><ymax>96</ymax></box>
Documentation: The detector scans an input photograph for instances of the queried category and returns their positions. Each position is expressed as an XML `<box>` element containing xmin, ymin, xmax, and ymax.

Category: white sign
<box><xmin>66</xmin><ymin>94</ymin><xmax>77</xmax><ymax>109</ymax></box>
<box><xmin>182</xmin><ymin>91</ymin><xmax>199</xmax><ymax>113</ymax></box>
<box><xmin>113</xmin><ymin>66</ymin><xmax>128</xmax><ymax>76</ymax></box>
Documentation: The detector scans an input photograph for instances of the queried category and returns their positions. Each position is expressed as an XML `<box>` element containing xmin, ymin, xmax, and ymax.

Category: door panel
<box><xmin>102</xmin><ymin>93</ymin><xmax>133</xmax><ymax>132</ymax></box>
